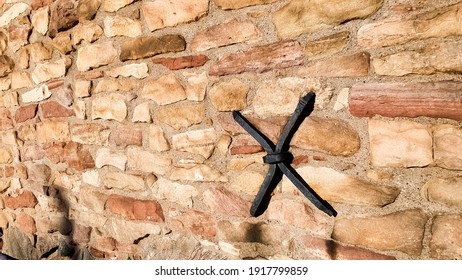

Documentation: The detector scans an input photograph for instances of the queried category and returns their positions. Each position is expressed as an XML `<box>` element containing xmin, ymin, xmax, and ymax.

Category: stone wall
<box><xmin>0</xmin><ymin>0</ymin><xmax>461</xmax><ymax>260</ymax></box>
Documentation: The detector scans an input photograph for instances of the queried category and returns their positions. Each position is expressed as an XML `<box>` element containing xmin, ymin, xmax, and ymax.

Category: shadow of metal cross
<box><xmin>233</xmin><ymin>92</ymin><xmax>337</xmax><ymax>217</ymax></box>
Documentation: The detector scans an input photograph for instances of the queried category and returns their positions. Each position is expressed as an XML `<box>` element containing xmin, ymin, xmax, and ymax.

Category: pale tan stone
<box><xmin>149</xmin><ymin>125</ymin><xmax>169</xmax><ymax>152</ymax></box>
<box><xmin>32</xmin><ymin>59</ymin><xmax>67</xmax><ymax>84</ymax></box>
<box><xmin>31</xmin><ymin>7</ymin><xmax>49</xmax><ymax>35</ymax></box>
<box><xmin>52</xmin><ymin>32</ymin><xmax>74</xmax><ymax>54</ymax></box>
<box><xmin>102</xmin><ymin>172</ymin><xmax>145</xmax><ymax>191</ymax></box>
<box><xmin>74</xmin><ymin>80</ymin><xmax>91</xmax><ymax>98</ymax></box>
<box><xmin>91</xmin><ymin>93</ymin><xmax>127</xmax><ymax>122</ymax></box>
<box><xmin>183</xmin><ymin>72</ymin><xmax>207</xmax><ymax>101</ymax></box>
<box><xmin>72</xmin><ymin>21</ymin><xmax>103</xmax><ymax>45</ymax></box>
<box><xmin>170</xmin><ymin>164</ymin><xmax>227</xmax><ymax>182</ymax></box>
<box><xmin>369</xmin><ymin>120</ymin><xmax>433</xmax><ymax>167</ymax></box>
<box><xmin>0</xmin><ymin>146</ymin><xmax>12</xmax><ymax>164</ymax></box>
<box><xmin>217</xmin><ymin>134</ymin><xmax>232</xmax><ymax>156</ymax></box>
<box><xmin>95</xmin><ymin>148</ymin><xmax>127</xmax><ymax>171</ymax></box>
<box><xmin>333</xmin><ymin>88</ymin><xmax>349</xmax><ymax>111</ymax></box>
<box><xmin>105</xmin><ymin>63</ymin><xmax>148</xmax><ymax>79</ymax></box>
<box><xmin>0</xmin><ymin>77</ymin><xmax>11</xmax><ymax>91</ymax></box>
<box><xmin>142</xmin><ymin>0</ymin><xmax>209</xmax><ymax>31</ymax></box>
<box><xmin>22</xmin><ymin>85</ymin><xmax>51</xmax><ymax>103</ymax></box>
<box><xmin>74</xmin><ymin>100</ymin><xmax>86</xmax><ymax>119</ymax></box>
<box><xmin>213</xmin><ymin>0</ymin><xmax>278</xmax><ymax>9</ymax></box>
<box><xmin>157</xmin><ymin>102</ymin><xmax>205</xmax><ymax>130</ymax></box>
<box><xmin>272</xmin><ymin>0</ymin><xmax>383</xmax><ymax>38</ymax></box>
<box><xmin>0</xmin><ymin>3</ymin><xmax>29</xmax><ymax>28</ymax></box>
<box><xmin>27</xmin><ymin>42</ymin><xmax>53</xmax><ymax>63</ymax></box>
<box><xmin>231</xmin><ymin>171</ymin><xmax>264</xmax><ymax>196</ymax></box>
<box><xmin>210</xmin><ymin>79</ymin><xmax>249</xmax><ymax>112</ymax></box>
<box><xmin>299</xmin><ymin>52</ymin><xmax>370</xmax><ymax>77</ymax></box>
<box><xmin>228</xmin><ymin>153</ymin><xmax>265</xmax><ymax>170</ymax></box>
<box><xmin>141</xmin><ymin>73</ymin><xmax>187</xmax><ymax>105</ymax></box>
<box><xmin>434</xmin><ymin>125</ymin><xmax>462</xmax><ymax>170</ymax></box>
<box><xmin>152</xmin><ymin>177</ymin><xmax>198</xmax><ymax>208</ymax></box>
<box><xmin>422</xmin><ymin>177</ymin><xmax>462</xmax><ymax>208</ymax></box>
<box><xmin>282</xmin><ymin>166</ymin><xmax>399</xmax><ymax>207</ymax></box>
<box><xmin>0</xmin><ymin>91</ymin><xmax>17</xmax><ymax>107</ymax></box>
<box><xmin>103</xmin><ymin>15</ymin><xmax>142</xmax><ymax>37</ymax></box>
<box><xmin>191</xmin><ymin>19</ymin><xmax>260</xmax><ymax>52</ymax></box>
<box><xmin>132</xmin><ymin>102</ymin><xmax>151</xmax><ymax>123</ymax></box>
<box><xmin>0</xmin><ymin>210</ymin><xmax>8</xmax><ymax>228</ymax></box>
<box><xmin>332</xmin><ymin>209</ymin><xmax>427</xmax><ymax>255</ymax></box>
<box><xmin>101</xmin><ymin>0</ymin><xmax>137</xmax><ymax>12</ymax></box>
<box><xmin>172</xmin><ymin>128</ymin><xmax>216</xmax><ymax>159</ymax></box>
<box><xmin>7</xmin><ymin>23</ymin><xmax>30</xmax><ymax>52</ymax></box>
<box><xmin>94</xmin><ymin>78</ymin><xmax>138</xmax><ymax>93</ymax></box>
<box><xmin>253</xmin><ymin>80</ymin><xmax>300</xmax><ymax>117</ymax></box>
<box><xmin>36</xmin><ymin>120</ymin><xmax>70</xmax><ymax>144</ymax></box>
<box><xmin>76</xmin><ymin>42</ymin><xmax>118</xmax><ymax>71</ymax></box>
<box><xmin>430</xmin><ymin>214</ymin><xmax>462</xmax><ymax>259</ymax></box>
<box><xmin>82</xmin><ymin>169</ymin><xmax>99</xmax><ymax>187</ymax></box>
<box><xmin>127</xmin><ymin>148</ymin><xmax>171</xmax><ymax>175</ymax></box>
<box><xmin>11</xmin><ymin>72</ymin><xmax>33</xmax><ymax>90</ymax></box>
<box><xmin>305</xmin><ymin>31</ymin><xmax>348</xmax><ymax>60</ymax></box>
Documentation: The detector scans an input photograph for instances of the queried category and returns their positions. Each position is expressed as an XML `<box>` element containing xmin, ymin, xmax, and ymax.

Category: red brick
<box><xmin>15</xmin><ymin>212</ymin><xmax>37</xmax><ymax>235</ymax></box>
<box><xmin>46</xmin><ymin>80</ymin><xmax>65</xmax><ymax>90</ymax></box>
<box><xmin>109</xmin><ymin>126</ymin><xmax>143</xmax><ymax>147</ymax></box>
<box><xmin>15</xmin><ymin>104</ymin><xmax>38</xmax><ymax>123</ymax></box>
<box><xmin>171</xmin><ymin>209</ymin><xmax>216</xmax><ymax>238</ymax></box>
<box><xmin>44</xmin><ymin>142</ymin><xmax>95</xmax><ymax>171</ymax></box>
<box><xmin>40</xmin><ymin>101</ymin><xmax>75</xmax><ymax>119</ymax></box>
<box><xmin>106</xmin><ymin>194</ymin><xmax>165</xmax><ymax>222</ymax></box>
<box><xmin>230</xmin><ymin>145</ymin><xmax>264</xmax><ymax>155</ymax></box>
<box><xmin>75</xmin><ymin>70</ymin><xmax>104</xmax><ymax>80</ymax></box>
<box><xmin>4</xmin><ymin>190</ymin><xmax>38</xmax><ymax>209</ymax></box>
<box><xmin>152</xmin><ymin>54</ymin><xmax>209</xmax><ymax>70</ymax></box>
<box><xmin>0</xmin><ymin>109</ymin><xmax>13</xmax><ymax>130</ymax></box>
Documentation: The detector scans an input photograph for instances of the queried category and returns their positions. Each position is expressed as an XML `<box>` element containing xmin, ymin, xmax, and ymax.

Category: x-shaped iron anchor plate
<box><xmin>233</xmin><ymin>92</ymin><xmax>337</xmax><ymax>217</ymax></box>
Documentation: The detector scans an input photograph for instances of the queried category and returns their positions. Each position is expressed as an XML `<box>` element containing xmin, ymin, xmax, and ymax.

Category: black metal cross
<box><xmin>233</xmin><ymin>92</ymin><xmax>337</xmax><ymax>217</ymax></box>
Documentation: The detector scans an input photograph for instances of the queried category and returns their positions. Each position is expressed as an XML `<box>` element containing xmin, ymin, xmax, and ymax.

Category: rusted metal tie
<box><xmin>233</xmin><ymin>92</ymin><xmax>337</xmax><ymax>217</ymax></box>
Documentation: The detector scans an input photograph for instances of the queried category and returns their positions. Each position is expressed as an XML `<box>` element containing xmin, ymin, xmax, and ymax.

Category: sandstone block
<box><xmin>152</xmin><ymin>55</ymin><xmax>209</xmax><ymax>70</ymax></box>
<box><xmin>0</xmin><ymin>55</ymin><xmax>14</xmax><ymax>78</ymax></box>
<box><xmin>332</xmin><ymin>209</ymin><xmax>427</xmax><ymax>255</ymax></box>
<box><xmin>91</xmin><ymin>93</ymin><xmax>127</xmax><ymax>122</ymax></box>
<box><xmin>213</xmin><ymin>0</ymin><xmax>278</xmax><ymax>10</ymax></box>
<box><xmin>103</xmin><ymin>15</ymin><xmax>142</xmax><ymax>38</ymax></box>
<box><xmin>172</xmin><ymin>128</ymin><xmax>216</xmax><ymax>159</ymax></box>
<box><xmin>141</xmin><ymin>73</ymin><xmax>186</xmax><ymax>105</ymax></box>
<box><xmin>36</xmin><ymin>120</ymin><xmax>70</xmax><ymax>144</ymax></box>
<box><xmin>110</xmin><ymin>125</ymin><xmax>143</xmax><ymax>147</ymax></box>
<box><xmin>148</xmin><ymin>125</ymin><xmax>169</xmax><ymax>152</ymax></box>
<box><xmin>105</xmin><ymin>194</ymin><xmax>165</xmax><ymax>223</ymax></box>
<box><xmin>7</xmin><ymin>24</ymin><xmax>30</xmax><ymax>52</ymax></box>
<box><xmin>305</xmin><ymin>31</ymin><xmax>348</xmax><ymax>60</ymax></box>
<box><xmin>95</xmin><ymin>148</ymin><xmax>127</xmax><ymax>171</ymax></box>
<box><xmin>132</xmin><ymin>102</ymin><xmax>151</xmax><ymax>123</ymax></box>
<box><xmin>15</xmin><ymin>213</ymin><xmax>36</xmax><ymax>235</ymax></box>
<box><xmin>430</xmin><ymin>214</ymin><xmax>462</xmax><ymax>259</ymax></box>
<box><xmin>77</xmin><ymin>0</ymin><xmax>101</xmax><ymax>20</ymax></box>
<box><xmin>49</xmin><ymin>0</ymin><xmax>79</xmax><ymax>37</ymax></box>
<box><xmin>299</xmin><ymin>52</ymin><xmax>370</xmax><ymax>77</ymax></box>
<box><xmin>71</xmin><ymin>123</ymin><xmax>110</xmax><ymax>145</ymax></box>
<box><xmin>272</xmin><ymin>0</ymin><xmax>383</xmax><ymax>38</ymax></box>
<box><xmin>45</xmin><ymin>142</ymin><xmax>95</xmax><ymax>171</ymax></box>
<box><xmin>282</xmin><ymin>166</ymin><xmax>400</xmax><ymax>207</ymax></box>
<box><xmin>333</xmin><ymin>88</ymin><xmax>349</xmax><ymax>111</ymax></box>
<box><xmin>152</xmin><ymin>178</ymin><xmax>198</xmax><ymax>208</ymax></box>
<box><xmin>40</xmin><ymin>101</ymin><xmax>75</xmax><ymax>118</ymax></box>
<box><xmin>4</xmin><ymin>190</ymin><xmax>38</xmax><ymax>209</ymax></box>
<box><xmin>77</xmin><ymin>42</ymin><xmax>118</xmax><ymax>71</ymax></box>
<box><xmin>21</xmin><ymin>85</ymin><xmax>52</xmax><ymax>103</ymax></box>
<box><xmin>369</xmin><ymin>120</ymin><xmax>433</xmax><ymax>167</ymax></box>
<box><xmin>32</xmin><ymin>59</ymin><xmax>67</xmax><ymax>84</ymax></box>
<box><xmin>434</xmin><ymin>125</ymin><xmax>462</xmax><ymax>170</ymax></box>
<box><xmin>102</xmin><ymin>172</ymin><xmax>145</xmax><ymax>191</ymax></box>
<box><xmin>210</xmin><ymin>79</ymin><xmax>249</xmax><ymax>112</ymax></box>
<box><xmin>127</xmin><ymin>148</ymin><xmax>171</xmax><ymax>175</ymax></box>
<box><xmin>0</xmin><ymin>92</ymin><xmax>18</xmax><ymax>107</ymax></box>
<box><xmin>170</xmin><ymin>164</ymin><xmax>227</xmax><ymax>182</ymax></box>
<box><xmin>72</xmin><ymin>21</ymin><xmax>103</xmax><ymax>45</ymax></box>
<box><xmin>350</xmin><ymin>82</ymin><xmax>462</xmax><ymax>120</ymax></box>
<box><xmin>11</xmin><ymin>72</ymin><xmax>34</xmax><ymax>90</ymax></box>
<box><xmin>0</xmin><ymin>3</ymin><xmax>29</xmax><ymax>28</ymax></box>
<box><xmin>105</xmin><ymin>63</ymin><xmax>148</xmax><ymax>79</ymax></box>
<box><xmin>94</xmin><ymin>79</ymin><xmax>137</xmax><ymax>93</ymax></box>
<box><xmin>0</xmin><ymin>109</ymin><xmax>13</xmax><ymax>130</ymax></box>
<box><xmin>101</xmin><ymin>0</ymin><xmax>136</xmax><ymax>12</ymax></box>
<box><xmin>157</xmin><ymin>102</ymin><xmax>205</xmax><ymax>130</ymax></box>
<box><xmin>171</xmin><ymin>209</ymin><xmax>216</xmax><ymax>238</ymax></box>
<box><xmin>0</xmin><ymin>147</ymin><xmax>12</xmax><ymax>164</ymax></box>
<box><xmin>74</xmin><ymin>80</ymin><xmax>91</xmax><ymax>98</ymax></box>
<box><xmin>15</xmin><ymin>104</ymin><xmax>37</xmax><ymax>123</ymax></box>
<box><xmin>191</xmin><ymin>19</ymin><xmax>260</xmax><ymax>51</ymax></box>
<box><xmin>52</xmin><ymin>32</ymin><xmax>73</xmax><ymax>54</ymax></box>
<box><xmin>142</xmin><ymin>0</ymin><xmax>208</xmax><ymax>31</ymax></box>
<box><xmin>422</xmin><ymin>177</ymin><xmax>462</xmax><ymax>208</ymax></box>
<box><xmin>209</xmin><ymin>40</ymin><xmax>304</xmax><ymax>76</ymax></box>
<box><xmin>230</xmin><ymin>145</ymin><xmax>263</xmax><ymax>155</ymax></box>
<box><xmin>183</xmin><ymin>72</ymin><xmax>207</xmax><ymax>101</ymax></box>
<box><xmin>231</xmin><ymin>171</ymin><xmax>264</xmax><ymax>196</ymax></box>
<box><xmin>119</xmin><ymin>34</ymin><xmax>186</xmax><ymax>61</ymax></box>
<box><xmin>203</xmin><ymin>186</ymin><xmax>251</xmax><ymax>218</ymax></box>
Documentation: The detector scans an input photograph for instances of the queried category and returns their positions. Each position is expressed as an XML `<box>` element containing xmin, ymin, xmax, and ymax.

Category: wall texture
<box><xmin>0</xmin><ymin>0</ymin><xmax>461</xmax><ymax>260</ymax></box>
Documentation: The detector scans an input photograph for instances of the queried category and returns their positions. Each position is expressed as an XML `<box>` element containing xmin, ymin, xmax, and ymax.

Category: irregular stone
<box><xmin>273</xmin><ymin>0</ymin><xmax>383</xmax><ymax>38</ymax></box>
<box><xmin>101</xmin><ymin>0</ymin><xmax>137</xmax><ymax>12</ymax></box>
<box><xmin>292</xmin><ymin>117</ymin><xmax>360</xmax><ymax>156</ymax></box>
<box><xmin>152</xmin><ymin>178</ymin><xmax>198</xmax><ymax>208</ymax></box>
<box><xmin>28</xmin><ymin>42</ymin><xmax>53</xmax><ymax>63</ymax></box>
<box><xmin>52</xmin><ymin>32</ymin><xmax>73</xmax><ymax>54</ymax></box>
<box><xmin>0</xmin><ymin>77</ymin><xmax>11</xmax><ymax>91</ymax></box>
<box><xmin>422</xmin><ymin>177</ymin><xmax>462</xmax><ymax>208</ymax></box>
<box><xmin>209</xmin><ymin>40</ymin><xmax>304</xmax><ymax>76</ymax></box>
<box><xmin>110</xmin><ymin>125</ymin><xmax>142</xmax><ymax>147</ymax></box>
<box><xmin>369</xmin><ymin>120</ymin><xmax>433</xmax><ymax>167</ymax></box>
<box><xmin>119</xmin><ymin>34</ymin><xmax>186</xmax><ymax>61</ymax></box>
<box><xmin>430</xmin><ymin>214</ymin><xmax>462</xmax><ymax>259</ymax></box>
<box><xmin>0</xmin><ymin>109</ymin><xmax>13</xmax><ymax>130</ymax></box>
<box><xmin>172</xmin><ymin>128</ymin><xmax>216</xmax><ymax>159</ymax></box>
<box><xmin>94</xmin><ymin>78</ymin><xmax>137</xmax><ymax>93</ymax></box>
<box><xmin>0</xmin><ymin>146</ymin><xmax>12</xmax><ymax>164</ymax></box>
<box><xmin>15</xmin><ymin>213</ymin><xmax>36</xmax><ymax>235</ymax></box>
<box><xmin>0</xmin><ymin>210</ymin><xmax>8</xmax><ymax>228</ymax></box>
<box><xmin>0</xmin><ymin>3</ymin><xmax>29</xmax><ymax>28</ymax></box>
<box><xmin>95</xmin><ymin>148</ymin><xmax>127</xmax><ymax>171</ymax></box>
<box><xmin>105</xmin><ymin>194</ymin><xmax>164</xmax><ymax>222</ymax></box>
<box><xmin>36</xmin><ymin>120</ymin><xmax>70</xmax><ymax>144</ymax></box>
<box><xmin>282</xmin><ymin>166</ymin><xmax>400</xmax><ymax>207</ymax></box>
<box><xmin>203</xmin><ymin>186</ymin><xmax>251</xmax><ymax>218</ymax></box>
<box><xmin>72</xmin><ymin>223</ymin><xmax>92</xmax><ymax>244</ymax></box>
<box><xmin>358</xmin><ymin>2</ymin><xmax>462</xmax><ymax>48</ymax></box>
<box><xmin>332</xmin><ymin>209</ymin><xmax>427</xmax><ymax>255</ymax></box>
<box><xmin>72</xmin><ymin>21</ymin><xmax>103</xmax><ymax>45</ymax></box>
<box><xmin>170</xmin><ymin>164</ymin><xmax>227</xmax><ymax>182</ymax></box>
<box><xmin>127</xmin><ymin>148</ymin><xmax>171</xmax><ymax>175</ymax></box>
<box><xmin>105</xmin><ymin>63</ymin><xmax>148</xmax><ymax>79</ymax></box>
<box><xmin>20</xmin><ymin>143</ymin><xmax>45</xmax><ymax>161</ymax></box>
<box><xmin>77</xmin><ymin>0</ymin><xmax>102</xmax><ymax>20</ymax></box>
<box><xmin>183</xmin><ymin>72</ymin><xmax>207</xmax><ymax>101</ymax></box>
<box><xmin>142</xmin><ymin>0</ymin><xmax>208</xmax><ymax>31</ymax></box>
<box><xmin>32</xmin><ymin>59</ymin><xmax>67</xmax><ymax>84</ymax></box>
<box><xmin>4</xmin><ymin>190</ymin><xmax>38</xmax><ymax>209</ymax></box>
<box><xmin>0</xmin><ymin>55</ymin><xmax>14</xmax><ymax>77</ymax></box>
<box><xmin>11</xmin><ymin>72</ymin><xmax>34</xmax><ymax>90</ymax></box>
<box><xmin>434</xmin><ymin>125</ymin><xmax>462</xmax><ymax>170</ymax></box>
<box><xmin>350</xmin><ymin>82</ymin><xmax>462</xmax><ymax>120</ymax></box>
<box><xmin>0</xmin><ymin>31</ymin><xmax>6</xmax><ymax>55</ymax></box>
<box><xmin>7</xmin><ymin>24</ymin><xmax>30</xmax><ymax>52</ymax></box>
<box><xmin>44</xmin><ymin>142</ymin><xmax>95</xmax><ymax>171</ymax></box>
<box><xmin>190</xmin><ymin>19</ymin><xmax>260</xmax><ymax>51</ymax></box>
<box><xmin>91</xmin><ymin>93</ymin><xmax>127</xmax><ymax>122</ymax></box>
<box><xmin>74</xmin><ymin>80</ymin><xmax>91</xmax><ymax>98</ymax></box>
<box><xmin>2</xmin><ymin>227</ymin><xmax>38</xmax><ymax>260</ymax></box>
<box><xmin>333</xmin><ymin>88</ymin><xmax>349</xmax><ymax>111</ymax></box>
<box><xmin>71</xmin><ymin>123</ymin><xmax>110</xmax><ymax>145</ymax></box>
<box><xmin>102</xmin><ymin>172</ymin><xmax>145</xmax><ymax>191</ymax></box>
<box><xmin>373</xmin><ymin>41</ymin><xmax>462</xmax><ymax>76</ymax></box>
<box><xmin>148</xmin><ymin>125</ymin><xmax>169</xmax><ymax>152</ymax></box>
<box><xmin>77</xmin><ymin>42</ymin><xmax>117</xmax><ymax>71</ymax></box>
<box><xmin>141</xmin><ymin>73</ymin><xmax>186</xmax><ymax>105</ymax></box>
<box><xmin>103</xmin><ymin>15</ymin><xmax>142</xmax><ymax>38</ymax></box>
<box><xmin>217</xmin><ymin>134</ymin><xmax>232</xmax><ymax>156</ymax></box>
<box><xmin>171</xmin><ymin>209</ymin><xmax>216</xmax><ymax>238</ymax></box>
<box><xmin>74</xmin><ymin>100</ymin><xmax>86</xmax><ymax>119</ymax></box>
<box><xmin>22</xmin><ymin>85</ymin><xmax>52</xmax><ymax>103</ymax></box>
<box><xmin>231</xmin><ymin>171</ymin><xmax>264</xmax><ymax>196</ymax></box>
<box><xmin>31</xmin><ymin>7</ymin><xmax>49</xmax><ymax>35</ymax></box>
<box><xmin>157</xmin><ymin>102</ymin><xmax>205</xmax><ymax>130</ymax></box>
<box><xmin>132</xmin><ymin>102</ymin><xmax>151</xmax><ymax>123</ymax></box>
<box><xmin>209</xmin><ymin>79</ymin><xmax>249</xmax><ymax>112</ymax></box>
<box><xmin>152</xmin><ymin>55</ymin><xmax>209</xmax><ymax>70</ymax></box>
<box><xmin>49</xmin><ymin>0</ymin><xmax>79</xmax><ymax>37</ymax></box>
<box><xmin>305</xmin><ymin>31</ymin><xmax>348</xmax><ymax>60</ymax></box>
<box><xmin>299</xmin><ymin>52</ymin><xmax>370</xmax><ymax>77</ymax></box>
<box><xmin>82</xmin><ymin>169</ymin><xmax>99</xmax><ymax>187</ymax></box>
<box><xmin>15</xmin><ymin>104</ymin><xmax>37</xmax><ymax>123</ymax></box>
<box><xmin>213</xmin><ymin>0</ymin><xmax>279</xmax><ymax>10</ymax></box>
<box><xmin>0</xmin><ymin>91</ymin><xmax>17</xmax><ymax>107</ymax></box>
<box><xmin>230</xmin><ymin>145</ymin><xmax>263</xmax><ymax>155</ymax></box>
<box><xmin>40</xmin><ymin>101</ymin><xmax>75</xmax><ymax>118</ymax></box>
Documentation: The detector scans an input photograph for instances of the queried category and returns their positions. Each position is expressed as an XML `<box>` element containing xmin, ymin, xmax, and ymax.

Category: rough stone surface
<box><xmin>36</xmin><ymin>120</ymin><xmax>70</xmax><ymax>144</ymax></box>
<box><xmin>231</xmin><ymin>171</ymin><xmax>264</xmax><ymax>196</ymax></box>
<box><xmin>141</xmin><ymin>73</ymin><xmax>187</xmax><ymax>105</ymax></box>
<box><xmin>4</xmin><ymin>190</ymin><xmax>38</xmax><ymax>209</ymax></box>
<box><xmin>170</xmin><ymin>164</ymin><xmax>227</xmax><ymax>182</ymax></box>
<box><xmin>422</xmin><ymin>177</ymin><xmax>462</xmax><ymax>208</ymax></box>
<box><xmin>78</xmin><ymin>0</ymin><xmax>101</xmax><ymax>20</ymax></box>
<box><xmin>71</xmin><ymin>123</ymin><xmax>110</xmax><ymax>145</ymax></box>
<box><xmin>72</xmin><ymin>21</ymin><xmax>103</xmax><ymax>45</ymax></box>
<box><xmin>103</xmin><ymin>172</ymin><xmax>145</xmax><ymax>191</ymax></box>
<box><xmin>0</xmin><ymin>91</ymin><xmax>17</xmax><ymax>107</ymax></box>
<box><xmin>95</xmin><ymin>148</ymin><xmax>127</xmax><ymax>171</ymax></box>
<box><xmin>49</xmin><ymin>0</ymin><xmax>79</xmax><ymax>37</ymax></box>
<box><xmin>203</xmin><ymin>186</ymin><xmax>251</xmax><ymax>218</ymax></box>
<box><xmin>171</xmin><ymin>210</ymin><xmax>216</xmax><ymax>238</ymax></box>
<box><xmin>32</xmin><ymin>59</ymin><xmax>67</xmax><ymax>84</ymax></box>
<box><xmin>213</xmin><ymin>0</ymin><xmax>278</xmax><ymax>10</ymax></box>
<box><xmin>157</xmin><ymin>103</ymin><xmax>205</xmax><ymax>130</ymax></box>
<box><xmin>430</xmin><ymin>214</ymin><xmax>462</xmax><ymax>259</ymax></box>
<box><xmin>172</xmin><ymin>128</ymin><xmax>216</xmax><ymax>159</ymax></box>
<box><xmin>45</xmin><ymin>142</ymin><xmax>95</xmax><ymax>171</ymax></box>
<box><xmin>40</xmin><ymin>101</ymin><xmax>75</xmax><ymax>118</ymax></box>
<box><xmin>101</xmin><ymin>0</ymin><xmax>136</xmax><ymax>12</ymax></box>
<box><xmin>120</xmin><ymin>34</ymin><xmax>186</xmax><ymax>61</ymax></box>
<box><xmin>305</xmin><ymin>31</ymin><xmax>348</xmax><ymax>60</ymax></box>
<box><xmin>152</xmin><ymin>178</ymin><xmax>198</xmax><ymax>208</ymax></box>
<box><xmin>369</xmin><ymin>120</ymin><xmax>433</xmax><ymax>167</ymax></box>
<box><xmin>210</xmin><ymin>79</ymin><xmax>249</xmax><ymax>112</ymax></box>
<box><xmin>110</xmin><ymin>126</ymin><xmax>143</xmax><ymax>147</ymax></box>
<box><xmin>149</xmin><ymin>125</ymin><xmax>169</xmax><ymax>152</ymax></box>
<box><xmin>94</xmin><ymin>79</ymin><xmax>137</xmax><ymax>93</ymax></box>
<box><xmin>15</xmin><ymin>104</ymin><xmax>37</xmax><ymax>123</ymax></box>
<box><xmin>106</xmin><ymin>194</ymin><xmax>165</xmax><ymax>222</ymax></box>
<box><xmin>77</xmin><ymin>42</ymin><xmax>118</xmax><ymax>71</ymax></box>
<box><xmin>127</xmin><ymin>148</ymin><xmax>171</xmax><ymax>175</ymax></box>
<box><xmin>11</xmin><ymin>72</ymin><xmax>34</xmax><ymax>90</ymax></box>
<box><xmin>104</xmin><ymin>15</ymin><xmax>142</xmax><ymax>38</ymax></box>
<box><xmin>105</xmin><ymin>63</ymin><xmax>148</xmax><ymax>79</ymax></box>
<box><xmin>0</xmin><ymin>109</ymin><xmax>13</xmax><ymax>130</ymax></box>
<box><xmin>22</xmin><ymin>85</ymin><xmax>52</xmax><ymax>103</ymax></box>
<box><xmin>15</xmin><ymin>213</ymin><xmax>37</xmax><ymax>235</ymax></box>
<box><xmin>332</xmin><ymin>209</ymin><xmax>427</xmax><ymax>255</ymax></box>
<box><xmin>91</xmin><ymin>93</ymin><xmax>127</xmax><ymax>122</ymax></box>
<box><xmin>152</xmin><ymin>55</ymin><xmax>209</xmax><ymax>70</ymax></box>
<box><xmin>434</xmin><ymin>125</ymin><xmax>462</xmax><ymax>170</ymax></box>
<box><xmin>0</xmin><ymin>3</ymin><xmax>30</xmax><ymax>28</ymax></box>
<box><xmin>132</xmin><ymin>102</ymin><xmax>151</xmax><ymax>123</ymax></box>
<box><xmin>299</xmin><ymin>52</ymin><xmax>370</xmax><ymax>77</ymax></box>
<box><xmin>183</xmin><ymin>72</ymin><xmax>207</xmax><ymax>101</ymax></box>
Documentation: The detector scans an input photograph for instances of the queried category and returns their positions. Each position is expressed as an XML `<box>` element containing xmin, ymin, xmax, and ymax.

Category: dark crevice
<box><xmin>134</xmin><ymin>234</ymin><xmax>150</xmax><ymax>245</ymax></box>
<box><xmin>325</xmin><ymin>239</ymin><xmax>338</xmax><ymax>260</ymax></box>
<box><xmin>40</xmin><ymin>246</ymin><xmax>59</xmax><ymax>259</ymax></box>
